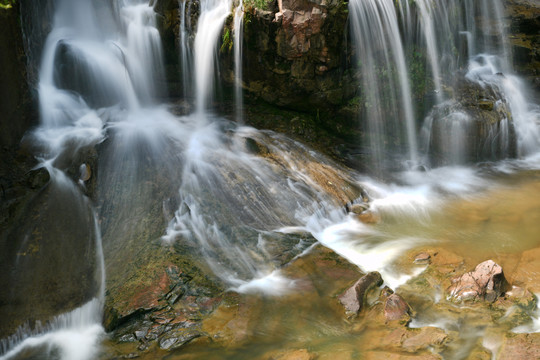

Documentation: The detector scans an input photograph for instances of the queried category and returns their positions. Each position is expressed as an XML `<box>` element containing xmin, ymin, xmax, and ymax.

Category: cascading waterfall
<box><xmin>1</xmin><ymin>0</ymin><xmax>166</xmax><ymax>358</ymax></box>
<box><xmin>193</xmin><ymin>0</ymin><xmax>232</xmax><ymax>113</ymax></box>
<box><xmin>348</xmin><ymin>0</ymin><xmax>418</xmax><ymax>173</ymax></box>
<box><xmin>234</xmin><ymin>0</ymin><xmax>244</xmax><ymax>122</ymax></box>
<box><xmin>3</xmin><ymin>0</ymin><xmax>540</xmax><ymax>357</ymax></box>
<box><xmin>397</xmin><ymin>0</ymin><xmax>539</xmax><ymax>165</ymax></box>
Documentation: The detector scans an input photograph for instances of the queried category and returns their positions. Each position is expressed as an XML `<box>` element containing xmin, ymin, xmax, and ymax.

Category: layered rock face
<box><xmin>240</xmin><ymin>0</ymin><xmax>354</xmax><ymax>112</ymax></box>
<box><xmin>505</xmin><ymin>0</ymin><xmax>540</xmax><ymax>92</ymax></box>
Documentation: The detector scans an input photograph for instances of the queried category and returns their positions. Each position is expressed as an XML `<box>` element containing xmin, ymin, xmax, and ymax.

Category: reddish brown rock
<box><xmin>339</xmin><ymin>272</ymin><xmax>383</xmax><ymax>315</ymax></box>
<box><xmin>447</xmin><ymin>260</ymin><xmax>509</xmax><ymax>303</ymax></box>
<box><xmin>384</xmin><ymin>294</ymin><xmax>411</xmax><ymax>322</ymax></box>
<box><xmin>414</xmin><ymin>252</ymin><xmax>431</xmax><ymax>264</ymax></box>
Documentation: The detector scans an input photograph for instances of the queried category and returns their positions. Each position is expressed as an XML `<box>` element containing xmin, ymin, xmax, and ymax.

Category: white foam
<box><xmin>229</xmin><ymin>270</ymin><xmax>297</xmax><ymax>296</ymax></box>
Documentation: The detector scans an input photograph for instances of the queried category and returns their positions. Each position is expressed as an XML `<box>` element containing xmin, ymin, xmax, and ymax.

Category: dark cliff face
<box><xmin>0</xmin><ymin>2</ymin><xmax>36</xmax><ymax>149</ymax></box>
<box><xmin>0</xmin><ymin>2</ymin><xmax>102</xmax><ymax>340</ymax></box>
<box><xmin>505</xmin><ymin>0</ymin><xmax>540</xmax><ymax>94</ymax></box>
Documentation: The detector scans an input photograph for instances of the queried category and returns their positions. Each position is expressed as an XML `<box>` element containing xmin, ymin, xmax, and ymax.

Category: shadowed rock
<box><xmin>447</xmin><ymin>260</ymin><xmax>509</xmax><ymax>303</ymax></box>
<box><xmin>339</xmin><ymin>271</ymin><xmax>383</xmax><ymax>315</ymax></box>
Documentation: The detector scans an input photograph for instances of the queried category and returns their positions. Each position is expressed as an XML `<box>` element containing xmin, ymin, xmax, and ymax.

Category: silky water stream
<box><xmin>2</xmin><ymin>0</ymin><xmax>540</xmax><ymax>359</ymax></box>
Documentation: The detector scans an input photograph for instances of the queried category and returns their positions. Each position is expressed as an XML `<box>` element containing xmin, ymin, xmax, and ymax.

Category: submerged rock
<box><xmin>338</xmin><ymin>271</ymin><xmax>383</xmax><ymax>315</ymax></box>
<box><xmin>498</xmin><ymin>333</ymin><xmax>540</xmax><ymax>360</ymax></box>
<box><xmin>264</xmin><ymin>348</ymin><xmax>315</xmax><ymax>360</ymax></box>
<box><xmin>414</xmin><ymin>252</ymin><xmax>431</xmax><ymax>264</ymax></box>
<box><xmin>447</xmin><ymin>260</ymin><xmax>509</xmax><ymax>303</ymax></box>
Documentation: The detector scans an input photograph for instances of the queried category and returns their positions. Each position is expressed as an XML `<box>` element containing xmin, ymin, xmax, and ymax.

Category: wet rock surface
<box><xmin>498</xmin><ymin>333</ymin><xmax>540</xmax><ymax>360</ymax></box>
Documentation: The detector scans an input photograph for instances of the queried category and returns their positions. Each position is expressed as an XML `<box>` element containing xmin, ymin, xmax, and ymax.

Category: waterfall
<box><xmin>386</xmin><ymin>0</ymin><xmax>540</xmax><ymax>166</ymax></box>
<box><xmin>1</xmin><ymin>0</ymin><xmax>167</xmax><ymax>357</ymax></box>
<box><xmin>234</xmin><ymin>0</ymin><xmax>244</xmax><ymax>122</ymax></box>
<box><xmin>178</xmin><ymin>0</ymin><xmax>193</xmax><ymax>99</ymax></box>
<box><xmin>193</xmin><ymin>0</ymin><xmax>232</xmax><ymax>113</ymax></box>
<box><xmin>348</xmin><ymin>0</ymin><xmax>418</xmax><ymax>173</ymax></box>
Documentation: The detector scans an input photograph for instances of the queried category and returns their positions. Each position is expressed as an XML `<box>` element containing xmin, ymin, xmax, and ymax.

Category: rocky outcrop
<box><xmin>239</xmin><ymin>0</ymin><xmax>355</xmax><ymax>113</ymax></box>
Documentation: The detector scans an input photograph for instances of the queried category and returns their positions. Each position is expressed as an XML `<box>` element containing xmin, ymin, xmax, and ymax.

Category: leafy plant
<box><xmin>220</xmin><ymin>28</ymin><xmax>233</xmax><ymax>53</ymax></box>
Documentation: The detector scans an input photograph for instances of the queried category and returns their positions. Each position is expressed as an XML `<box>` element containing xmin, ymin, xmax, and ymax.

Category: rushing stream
<box><xmin>1</xmin><ymin>0</ymin><xmax>540</xmax><ymax>359</ymax></box>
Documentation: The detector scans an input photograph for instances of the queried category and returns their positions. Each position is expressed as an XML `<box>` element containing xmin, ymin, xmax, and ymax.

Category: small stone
<box><xmin>414</xmin><ymin>252</ymin><xmax>431</xmax><ymax>264</ymax></box>
<box><xmin>384</xmin><ymin>294</ymin><xmax>411</xmax><ymax>322</ymax></box>
<box><xmin>79</xmin><ymin>163</ymin><xmax>91</xmax><ymax>181</ymax></box>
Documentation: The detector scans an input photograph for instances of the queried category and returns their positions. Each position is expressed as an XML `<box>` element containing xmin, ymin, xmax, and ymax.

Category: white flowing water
<box><xmin>193</xmin><ymin>0</ymin><xmax>232</xmax><ymax>113</ymax></box>
<box><xmin>234</xmin><ymin>0</ymin><xmax>244</xmax><ymax>122</ymax></box>
<box><xmin>1</xmin><ymin>0</ymin><xmax>165</xmax><ymax>357</ymax></box>
<box><xmin>348</xmin><ymin>0</ymin><xmax>418</xmax><ymax>172</ymax></box>
<box><xmin>178</xmin><ymin>0</ymin><xmax>193</xmax><ymax>98</ymax></box>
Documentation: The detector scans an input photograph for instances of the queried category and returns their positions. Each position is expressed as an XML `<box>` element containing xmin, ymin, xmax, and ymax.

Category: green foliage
<box><xmin>220</xmin><ymin>28</ymin><xmax>233</xmax><ymax>53</ymax></box>
<box><xmin>243</xmin><ymin>0</ymin><xmax>272</xmax><ymax>11</ymax></box>
<box><xmin>0</xmin><ymin>0</ymin><xmax>15</xmax><ymax>9</ymax></box>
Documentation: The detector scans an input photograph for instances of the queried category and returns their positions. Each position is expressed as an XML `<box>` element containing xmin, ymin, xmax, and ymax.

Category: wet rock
<box><xmin>384</xmin><ymin>294</ymin><xmax>411</xmax><ymax>322</ymax></box>
<box><xmin>339</xmin><ymin>271</ymin><xmax>383</xmax><ymax>315</ymax></box>
<box><xmin>356</xmin><ymin>210</ymin><xmax>381</xmax><ymax>224</ymax></box>
<box><xmin>505</xmin><ymin>0</ymin><xmax>540</xmax><ymax>91</ymax></box>
<box><xmin>364</xmin><ymin>352</ymin><xmax>442</xmax><ymax>360</ymax></box>
<box><xmin>505</xmin><ymin>285</ymin><xmax>537</xmax><ymax>310</ymax></box>
<box><xmin>364</xmin><ymin>326</ymin><xmax>448</xmax><ymax>356</ymax></box>
<box><xmin>401</xmin><ymin>327</ymin><xmax>448</xmax><ymax>353</ymax></box>
<box><xmin>349</xmin><ymin>203</ymin><xmax>369</xmax><ymax>214</ymax></box>
<box><xmin>79</xmin><ymin>163</ymin><xmax>91</xmax><ymax>181</ymax></box>
<box><xmin>158</xmin><ymin>328</ymin><xmax>202</xmax><ymax>350</ymax></box>
<box><xmin>498</xmin><ymin>333</ymin><xmax>540</xmax><ymax>360</ymax></box>
<box><xmin>414</xmin><ymin>252</ymin><xmax>431</xmax><ymax>264</ymax></box>
<box><xmin>510</xmin><ymin>247</ymin><xmax>540</xmax><ymax>293</ymax></box>
<box><xmin>447</xmin><ymin>260</ymin><xmax>509</xmax><ymax>303</ymax></box>
<box><xmin>426</xmin><ymin>77</ymin><xmax>517</xmax><ymax>166</ymax></box>
<box><xmin>265</xmin><ymin>348</ymin><xmax>315</xmax><ymax>360</ymax></box>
